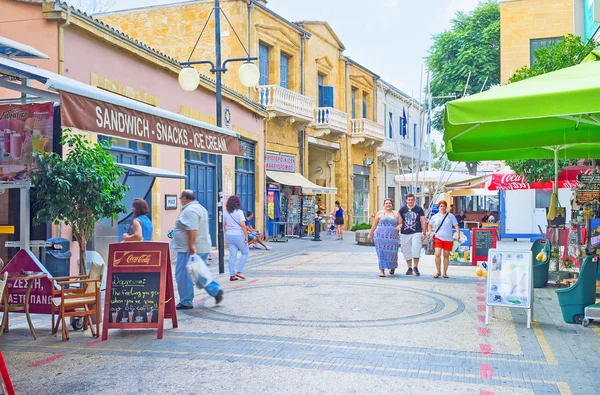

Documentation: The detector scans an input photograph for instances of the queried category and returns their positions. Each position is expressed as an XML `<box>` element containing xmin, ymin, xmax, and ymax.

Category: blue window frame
<box><xmin>235</xmin><ymin>140</ymin><xmax>256</xmax><ymax>225</ymax></box>
<box><xmin>399</xmin><ymin>116</ymin><xmax>403</xmax><ymax>137</ymax></box>
<box><xmin>362</xmin><ymin>93</ymin><xmax>367</xmax><ymax>118</ymax></box>
<box><xmin>185</xmin><ymin>151</ymin><xmax>217</xmax><ymax>245</ymax></box>
<box><xmin>280</xmin><ymin>53</ymin><xmax>289</xmax><ymax>89</ymax></box>
<box><xmin>413</xmin><ymin>123</ymin><xmax>417</xmax><ymax>147</ymax></box>
<box><xmin>259</xmin><ymin>43</ymin><xmax>269</xmax><ymax>86</ymax></box>
<box><xmin>351</xmin><ymin>88</ymin><xmax>357</xmax><ymax>119</ymax></box>
<box><xmin>388</xmin><ymin>112</ymin><xmax>393</xmax><ymax>139</ymax></box>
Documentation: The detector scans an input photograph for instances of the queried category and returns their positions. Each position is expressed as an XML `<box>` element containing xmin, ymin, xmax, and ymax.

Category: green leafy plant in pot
<box><xmin>31</xmin><ymin>130</ymin><xmax>128</xmax><ymax>275</ymax></box>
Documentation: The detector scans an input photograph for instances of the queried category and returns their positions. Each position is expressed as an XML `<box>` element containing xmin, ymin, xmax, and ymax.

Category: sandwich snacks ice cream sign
<box><xmin>0</xmin><ymin>102</ymin><xmax>53</xmax><ymax>182</ymax></box>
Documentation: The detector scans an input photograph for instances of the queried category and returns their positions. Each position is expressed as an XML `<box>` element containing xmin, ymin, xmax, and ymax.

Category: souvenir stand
<box><xmin>573</xmin><ymin>171</ymin><xmax>600</xmax><ymax>290</ymax></box>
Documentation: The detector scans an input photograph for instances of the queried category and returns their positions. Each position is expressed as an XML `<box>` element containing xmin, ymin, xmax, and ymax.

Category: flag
<box><xmin>402</xmin><ymin>107</ymin><xmax>407</xmax><ymax>139</ymax></box>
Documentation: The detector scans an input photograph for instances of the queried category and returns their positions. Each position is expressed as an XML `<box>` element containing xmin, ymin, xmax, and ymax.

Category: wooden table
<box><xmin>0</xmin><ymin>272</ymin><xmax>48</xmax><ymax>340</ymax></box>
<box><xmin>464</xmin><ymin>221</ymin><xmax>481</xmax><ymax>230</ymax></box>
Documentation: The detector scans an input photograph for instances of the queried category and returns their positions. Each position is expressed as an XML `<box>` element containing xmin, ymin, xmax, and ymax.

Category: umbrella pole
<box><xmin>554</xmin><ymin>147</ymin><xmax>559</xmax><ymax>194</ymax></box>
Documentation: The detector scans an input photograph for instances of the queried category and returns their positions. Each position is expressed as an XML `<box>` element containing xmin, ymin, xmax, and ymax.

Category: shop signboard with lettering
<box><xmin>102</xmin><ymin>242</ymin><xmax>177</xmax><ymax>340</ymax></box>
<box><xmin>265</xmin><ymin>152</ymin><xmax>296</xmax><ymax>172</ymax></box>
<box><xmin>1</xmin><ymin>249</ymin><xmax>55</xmax><ymax>314</ymax></box>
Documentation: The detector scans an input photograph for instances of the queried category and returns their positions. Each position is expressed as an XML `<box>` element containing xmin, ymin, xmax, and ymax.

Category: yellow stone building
<box><xmin>99</xmin><ymin>0</ymin><xmax>385</xmax><ymax>228</ymax></box>
<box><xmin>500</xmin><ymin>0</ymin><xmax>583</xmax><ymax>84</ymax></box>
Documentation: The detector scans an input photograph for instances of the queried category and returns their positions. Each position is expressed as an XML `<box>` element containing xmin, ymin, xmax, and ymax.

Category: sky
<box><xmin>101</xmin><ymin>0</ymin><xmax>483</xmax><ymax>98</ymax></box>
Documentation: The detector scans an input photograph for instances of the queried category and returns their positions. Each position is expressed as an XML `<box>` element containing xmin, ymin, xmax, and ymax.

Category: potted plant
<box><xmin>31</xmin><ymin>130</ymin><xmax>128</xmax><ymax>274</ymax></box>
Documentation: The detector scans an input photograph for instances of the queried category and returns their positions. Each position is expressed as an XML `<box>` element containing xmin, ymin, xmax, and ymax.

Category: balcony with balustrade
<box><xmin>312</xmin><ymin>107</ymin><xmax>348</xmax><ymax>139</ymax></box>
<box><xmin>377</xmin><ymin>139</ymin><xmax>431</xmax><ymax>164</ymax></box>
<box><xmin>350</xmin><ymin>118</ymin><xmax>384</xmax><ymax>146</ymax></box>
<box><xmin>257</xmin><ymin>85</ymin><xmax>314</xmax><ymax>127</ymax></box>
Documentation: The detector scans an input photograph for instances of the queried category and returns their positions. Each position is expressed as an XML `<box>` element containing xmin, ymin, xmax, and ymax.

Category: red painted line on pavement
<box><xmin>480</xmin><ymin>364</ymin><xmax>493</xmax><ymax>379</ymax></box>
<box><xmin>478</xmin><ymin>315</ymin><xmax>486</xmax><ymax>323</ymax></box>
<box><xmin>28</xmin><ymin>354</ymin><xmax>67</xmax><ymax>367</ymax></box>
<box><xmin>477</xmin><ymin>289</ymin><xmax>484</xmax><ymax>294</ymax></box>
<box><xmin>478</xmin><ymin>327</ymin><xmax>489</xmax><ymax>337</ymax></box>
<box><xmin>478</xmin><ymin>305</ymin><xmax>486</xmax><ymax>312</ymax></box>
<box><xmin>479</xmin><ymin>344</ymin><xmax>492</xmax><ymax>356</ymax></box>
<box><xmin>477</xmin><ymin>282</ymin><xmax>484</xmax><ymax>287</ymax></box>
<box><xmin>84</xmin><ymin>339</ymin><xmax>104</xmax><ymax>347</ymax></box>
<box><xmin>232</xmin><ymin>285</ymin><xmax>243</xmax><ymax>289</ymax></box>
<box><xmin>248</xmin><ymin>280</ymin><xmax>259</xmax><ymax>284</ymax></box>
<box><xmin>480</xmin><ymin>391</ymin><xmax>494</xmax><ymax>395</ymax></box>
<box><xmin>287</xmin><ymin>266</ymin><xmax>295</xmax><ymax>269</ymax></box>
<box><xmin>477</xmin><ymin>296</ymin><xmax>485</xmax><ymax>302</ymax></box>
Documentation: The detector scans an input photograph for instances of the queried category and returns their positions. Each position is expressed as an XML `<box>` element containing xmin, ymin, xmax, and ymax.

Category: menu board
<box><xmin>486</xmin><ymin>249</ymin><xmax>532</xmax><ymax>309</ymax></box>
<box><xmin>107</xmin><ymin>272</ymin><xmax>160</xmax><ymax>324</ymax></box>
<box><xmin>471</xmin><ymin>228</ymin><xmax>497</xmax><ymax>266</ymax></box>
<box><xmin>102</xmin><ymin>242</ymin><xmax>177</xmax><ymax>340</ymax></box>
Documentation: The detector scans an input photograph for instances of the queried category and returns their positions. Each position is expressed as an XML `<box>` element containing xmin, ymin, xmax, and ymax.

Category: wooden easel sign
<box><xmin>102</xmin><ymin>242</ymin><xmax>177</xmax><ymax>340</ymax></box>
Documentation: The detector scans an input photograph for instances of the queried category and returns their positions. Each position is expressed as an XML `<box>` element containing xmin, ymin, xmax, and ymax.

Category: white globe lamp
<box><xmin>238</xmin><ymin>62</ymin><xmax>260</xmax><ymax>88</ymax></box>
<box><xmin>178</xmin><ymin>67</ymin><xmax>200</xmax><ymax>91</ymax></box>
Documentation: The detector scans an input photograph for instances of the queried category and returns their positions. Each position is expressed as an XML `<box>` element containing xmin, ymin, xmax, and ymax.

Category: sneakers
<box><xmin>265</xmin><ymin>245</ymin><xmax>272</xmax><ymax>250</ymax></box>
<box><xmin>406</xmin><ymin>267</ymin><xmax>413</xmax><ymax>275</ymax></box>
<box><xmin>176</xmin><ymin>303</ymin><xmax>193</xmax><ymax>310</ymax></box>
<box><xmin>215</xmin><ymin>290</ymin><xmax>224</xmax><ymax>304</ymax></box>
<box><xmin>414</xmin><ymin>267</ymin><xmax>420</xmax><ymax>276</ymax></box>
<box><xmin>229</xmin><ymin>276</ymin><xmax>238</xmax><ymax>281</ymax></box>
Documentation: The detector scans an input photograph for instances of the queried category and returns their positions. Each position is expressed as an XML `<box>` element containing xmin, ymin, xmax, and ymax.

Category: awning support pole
<box><xmin>20</xmin><ymin>185</ymin><xmax>30</xmax><ymax>251</ymax></box>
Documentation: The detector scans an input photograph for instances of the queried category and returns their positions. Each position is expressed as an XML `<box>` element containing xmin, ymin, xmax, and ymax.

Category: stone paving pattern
<box><xmin>1</xmin><ymin>233</ymin><xmax>599</xmax><ymax>394</ymax></box>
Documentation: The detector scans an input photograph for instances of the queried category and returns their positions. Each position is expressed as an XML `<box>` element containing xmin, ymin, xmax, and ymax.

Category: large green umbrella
<box><xmin>443</xmin><ymin>50</ymin><xmax>600</xmax><ymax>218</ymax></box>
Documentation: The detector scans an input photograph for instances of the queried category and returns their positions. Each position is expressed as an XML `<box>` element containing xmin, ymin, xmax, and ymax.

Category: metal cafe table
<box><xmin>0</xmin><ymin>272</ymin><xmax>48</xmax><ymax>340</ymax></box>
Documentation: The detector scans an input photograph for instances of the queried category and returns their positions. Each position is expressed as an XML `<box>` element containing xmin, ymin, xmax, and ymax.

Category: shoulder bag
<box><xmin>425</xmin><ymin>213</ymin><xmax>449</xmax><ymax>255</ymax></box>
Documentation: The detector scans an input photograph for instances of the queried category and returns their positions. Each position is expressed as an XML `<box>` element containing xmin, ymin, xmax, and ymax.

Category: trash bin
<box><xmin>44</xmin><ymin>238</ymin><xmax>71</xmax><ymax>278</ymax></box>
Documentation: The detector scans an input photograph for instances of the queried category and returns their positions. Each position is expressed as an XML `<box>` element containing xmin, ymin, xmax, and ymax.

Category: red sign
<box><xmin>486</xmin><ymin>167</ymin><xmax>592</xmax><ymax>191</ymax></box>
<box><xmin>0</xmin><ymin>102</ymin><xmax>53</xmax><ymax>182</ymax></box>
<box><xmin>0</xmin><ymin>249</ymin><xmax>56</xmax><ymax>314</ymax></box>
<box><xmin>102</xmin><ymin>242</ymin><xmax>177</xmax><ymax>340</ymax></box>
<box><xmin>471</xmin><ymin>228</ymin><xmax>497</xmax><ymax>266</ymax></box>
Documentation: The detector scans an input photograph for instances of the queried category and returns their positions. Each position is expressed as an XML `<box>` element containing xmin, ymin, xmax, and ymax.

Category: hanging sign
<box><xmin>0</xmin><ymin>102</ymin><xmax>53</xmax><ymax>182</ymax></box>
<box><xmin>485</xmin><ymin>249</ymin><xmax>533</xmax><ymax>328</ymax></box>
<box><xmin>471</xmin><ymin>228</ymin><xmax>497</xmax><ymax>266</ymax></box>
<box><xmin>60</xmin><ymin>91</ymin><xmax>243</xmax><ymax>156</ymax></box>
<box><xmin>102</xmin><ymin>241</ymin><xmax>177</xmax><ymax>340</ymax></box>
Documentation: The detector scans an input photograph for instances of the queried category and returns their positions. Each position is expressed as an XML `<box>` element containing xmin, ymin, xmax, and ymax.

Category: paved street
<box><xmin>1</xmin><ymin>233</ymin><xmax>600</xmax><ymax>394</ymax></box>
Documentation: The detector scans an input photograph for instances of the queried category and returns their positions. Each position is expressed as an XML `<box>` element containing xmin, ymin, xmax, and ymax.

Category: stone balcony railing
<box><xmin>378</xmin><ymin>140</ymin><xmax>431</xmax><ymax>163</ymax></box>
<box><xmin>350</xmin><ymin>118</ymin><xmax>384</xmax><ymax>144</ymax></box>
<box><xmin>313</xmin><ymin>107</ymin><xmax>348</xmax><ymax>136</ymax></box>
<box><xmin>257</xmin><ymin>85</ymin><xmax>314</xmax><ymax>123</ymax></box>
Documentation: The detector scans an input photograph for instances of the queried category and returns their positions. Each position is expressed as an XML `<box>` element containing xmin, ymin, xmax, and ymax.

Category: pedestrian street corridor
<box><xmin>1</xmin><ymin>235</ymin><xmax>599</xmax><ymax>395</ymax></box>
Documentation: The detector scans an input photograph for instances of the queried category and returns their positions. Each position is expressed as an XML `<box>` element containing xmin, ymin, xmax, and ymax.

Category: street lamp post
<box><xmin>179</xmin><ymin>0</ymin><xmax>260</xmax><ymax>274</ymax></box>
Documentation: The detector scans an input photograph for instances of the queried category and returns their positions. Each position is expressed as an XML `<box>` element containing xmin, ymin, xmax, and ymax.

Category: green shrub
<box><xmin>351</xmin><ymin>223</ymin><xmax>372</xmax><ymax>231</ymax></box>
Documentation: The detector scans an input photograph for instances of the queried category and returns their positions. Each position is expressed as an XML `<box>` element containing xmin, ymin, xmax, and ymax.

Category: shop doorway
<box><xmin>353</xmin><ymin>175</ymin><xmax>370</xmax><ymax>225</ymax></box>
<box><xmin>185</xmin><ymin>151</ymin><xmax>217</xmax><ymax>245</ymax></box>
<box><xmin>235</xmin><ymin>140</ymin><xmax>256</xmax><ymax>224</ymax></box>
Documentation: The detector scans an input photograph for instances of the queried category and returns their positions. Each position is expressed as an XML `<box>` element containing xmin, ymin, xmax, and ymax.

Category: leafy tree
<box><xmin>31</xmin><ymin>131</ymin><xmax>128</xmax><ymax>274</ymax></box>
<box><xmin>430</xmin><ymin>140</ymin><xmax>451</xmax><ymax>171</ymax></box>
<box><xmin>71</xmin><ymin>0</ymin><xmax>115</xmax><ymax>14</ymax></box>
<box><xmin>506</xmin><ymin>34</ymin><xmax>596</xmax><ymax>182</ymax></box>
<box><xmin>427</xmin><ymin>1</ymin><xmax>500</xmax><ymax>175</ymax></box>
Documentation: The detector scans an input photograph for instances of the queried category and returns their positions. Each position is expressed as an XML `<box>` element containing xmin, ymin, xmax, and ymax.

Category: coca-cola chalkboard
<box><xmin>102</xmin><ymin>242</ymin><xmax>177</xmax><ymax>340</ymax></box>
<box><xmin>472</xmin><ymin>228</ymin><xmax>497</xmax><ymax>266</ymax></box>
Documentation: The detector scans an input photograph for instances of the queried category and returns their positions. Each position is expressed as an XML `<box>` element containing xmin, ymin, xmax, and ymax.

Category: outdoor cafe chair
<box><xmin>51</xmin><ymin>262</ymin><xmax>104</xmax><ymax>341</ymax></box>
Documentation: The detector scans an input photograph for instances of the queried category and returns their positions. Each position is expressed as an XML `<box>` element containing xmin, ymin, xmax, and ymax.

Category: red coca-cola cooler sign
<box><xmin>486</xmin><ymin>167</ymin><xmax>590</xmax><ymax>191</ymax></box>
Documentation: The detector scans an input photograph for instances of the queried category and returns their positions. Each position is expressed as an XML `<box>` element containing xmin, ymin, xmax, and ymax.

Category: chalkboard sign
<box><xmin>102</xmin><ymin>242</ymin><xmax>177</xmax><ymax>340</ymax></box>
<box><xmin>108</xmin><ymin>272</ymin><xmax>160</xmax><ymax>324</ymax></box>
<box><xmin>471</xmin><ymin>228</ymin><xmax>497</xmax><ymax>266</ymax></box>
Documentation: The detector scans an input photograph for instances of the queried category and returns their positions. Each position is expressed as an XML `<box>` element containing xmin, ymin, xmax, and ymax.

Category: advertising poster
<box><xmin>486</xmin><ymin>249</ymin><xmax>532</xmax><ymax>309</ymax></box>
<box><xmin>267</xmin><ymin>190</ymin><xmax>275</xmax><ymax>220</ymax></box>
<box><xmin>0</xmin><ymin>102</ymin><xmax>53</xmax><ymax>182</ymax></box>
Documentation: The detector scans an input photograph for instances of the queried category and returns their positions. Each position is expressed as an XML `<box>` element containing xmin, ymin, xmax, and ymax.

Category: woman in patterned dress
<box><xmin>368</xmin><ymin>199</ymin><xmax>402</xmax><ymax>277</ymax></box>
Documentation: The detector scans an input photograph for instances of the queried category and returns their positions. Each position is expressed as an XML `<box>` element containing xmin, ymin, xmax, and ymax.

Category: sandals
<box><xmin>433</xmin><ymin>273</ymin><xmax>441</xmax><ymax>278</ymax></box>
<box><xmin>389</xmin><ymin>269</ymin><xmax>395</xmax><ymax>275</ymax></box>
<box><xmin>236</xmin><ymin>272</ymin><xmax>246</xmax><ymax>280</ymax></box>
<box><xmin>379</xmin><ymin>270</ymin><xmax>386</xmax><ymax>277</ymax></box>
<box><xmin>443</xmin><ymin>274</ymin><xmax>449</xmax><ymax>278</ymax></box>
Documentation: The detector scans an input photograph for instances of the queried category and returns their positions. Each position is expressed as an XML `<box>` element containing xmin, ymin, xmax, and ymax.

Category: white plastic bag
<box><xmin>186</xmin><ymin>254</ymin><xmax>214</xmax><ymax>290</ymax></box>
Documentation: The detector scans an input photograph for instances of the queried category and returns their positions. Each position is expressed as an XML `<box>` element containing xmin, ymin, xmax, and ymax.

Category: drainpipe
<box><xmin>299</xmin><ymin>33</ymin><xmax>307</xmax><ymax>176</ymax></box>
<box><xmin>247</xmin><ymin>1</ymin><xmax>254</xmax><ymax>98</ymax></box>
<box><xmin>58</xmin><ymin>8</ymin><xmax>71</xmax><ymax>75</ymax></box>
<box><xmin>345</xmin><ymin>59</ymin><xmax>351</xmax><ymax>226</ymax></box>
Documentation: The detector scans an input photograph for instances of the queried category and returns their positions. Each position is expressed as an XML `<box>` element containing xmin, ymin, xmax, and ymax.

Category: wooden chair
<box><xmin>51</xmin><ymin>262</ymin><xmax>103</xmax><ymax>341</ymax></box>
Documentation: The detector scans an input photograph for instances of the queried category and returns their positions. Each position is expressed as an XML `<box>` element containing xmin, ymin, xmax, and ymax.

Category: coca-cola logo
<box><xmin>0</xmin><ymin>108</ymin><xmax>28</xmax><ymax>121</ymax></box>
<box><xmin>126</xmin><ymin>254</ymin><xmax>152</xmax><ymax>264</ymax></box>
<box><xmin>499</xmin><ymin>173</ymin><xmax>525</xmax><ymax>184</ymax></box>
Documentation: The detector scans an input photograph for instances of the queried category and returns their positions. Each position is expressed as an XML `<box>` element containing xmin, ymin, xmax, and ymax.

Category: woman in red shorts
<box><xmin>427</xmin><ymin>200</ymin><xmax>460</xmax><ymax>278</ymax></box>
